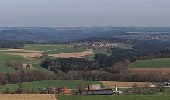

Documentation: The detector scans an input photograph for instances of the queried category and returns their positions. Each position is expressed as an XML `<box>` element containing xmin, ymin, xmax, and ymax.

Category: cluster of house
<box><xmin>42</xmin><ymin>84</ymin><xmax>122</xmax><ymax>95</ymax></box>
<box><xmin>41</xmin><ymin>82</ymin><xmax>170</xmax><ymax>95</ymax></box>
<box><xmin>79</xmin><ymin>84</ymin><xmax>122</xmax><ymax>95</ymax></box>
<box><xmin>164</xmin><ymin>81</ymin><xmax>170</xmax><ymax>86</ymax></box>
<box><xmin>146</xmin><ymin>34</ymin><xmax>168</xmax><ymax>40</ymax></box>
<box><xmin>90</xmin><ymin>43</ymin><xmax>117</xmax><ymax>49</ymax></box>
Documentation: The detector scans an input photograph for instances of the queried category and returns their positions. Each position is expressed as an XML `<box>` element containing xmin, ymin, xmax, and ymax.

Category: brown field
<box><xmin>0</xmin><ymin>94</ymin><xmax>56</xmax><ymax>100</ymax></box>
<box><xmin>49</xmin><ymin>49</ymin><xmax>93</xmax><ymax>58</ymax></box>
<box><xmin>128</xmin><ymin>68</ymin><xmax>170</xmax><ymax>74</ymax></box>
<box><xmin>0</xmin><ymin>49</ymin><xmax>43</xmax><ymax>59</ymax></box>
<box><xmin>101</xmin><ymin>81</ymin><xmax>155</xmax><ymax>88</ymax></box>
<box><xmin>0</xmin><ymin>49</ymin><xmax>40</xmax><ymax>53</ymax></box>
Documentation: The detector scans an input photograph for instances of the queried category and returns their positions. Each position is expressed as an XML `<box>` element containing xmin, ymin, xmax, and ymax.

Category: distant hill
<box><xmin>0</xmin><ymin>27</ymin><xmax>170</xmax><ymax>43</ymax></box>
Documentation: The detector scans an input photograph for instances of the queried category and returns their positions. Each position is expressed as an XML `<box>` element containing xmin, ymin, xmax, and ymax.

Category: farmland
<box><xmin>0</xmin><ymin>49</ymin><xmax>43</xmax><ymax>59</ymax></box>
<box><xmin>57</xmin><ymin>95</ymin><xmax>170</xmax><ymax>100</ymax></box>
<box><xmin>0</xmin><ymin>94</ymin><xmax>56</xmax><ymax>100</ymax></box>
<box><xmin>84</xmin><ymin>49</ymin><xmax>112</xmax><ymax>60</ymax></box>
<box><xmin>23</xmin><ymin>44</ymin><xmax>88</xmax><ymax>54</ymax></box>
<box><xmin>0</xmin><ymin>53</ymin><xmax>28</xmax><ymax>73</ymax></box>
<box><xmin>0</xmin><ymin>43</ymin><xmax>93</xmax><ymax>72</ymax></box>
<box><xmin>0</xmin><ymin>80</ymin><xmax>103</xmax><ymax>92</ymax></box>
<box><xmin>0</xmin><ymin>94</ymin><xmax>169</xmax><ymax>100</ymax></box>
<box><xmin>130</xmin><ymin>58</ymin><xmax>170</xmax><ymax>68</ymax></box>
<box><xmin>0</xmin><ymin>43</ymin><xmax>170</xmax><ymax>99</ymax></box>
<box><xmin>0</xmin><ymin>53</ymin><xmax>28</xmax><ymax>64</ymax></box>
<box><xmin>48</xmin><ymin>49</ymin><xmax>93</xmax><ymax>58</ymax></box>
<box><xmin>0</xmin><ymin>43</ymin><xmax>115</xmax><ymax>73</ymax></box>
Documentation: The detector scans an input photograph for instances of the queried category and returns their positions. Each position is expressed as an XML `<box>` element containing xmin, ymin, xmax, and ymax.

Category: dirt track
<box><xmin>0</xmin><ymin>94</ymin><xmax>56</xmax><ymax>100</ymax></box>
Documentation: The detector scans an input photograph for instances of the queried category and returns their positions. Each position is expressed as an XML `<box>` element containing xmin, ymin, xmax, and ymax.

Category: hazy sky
<box><xmin>0</xmin><ymin>0</ymin><xmax>170</xmax><ymax>27</ymax></box>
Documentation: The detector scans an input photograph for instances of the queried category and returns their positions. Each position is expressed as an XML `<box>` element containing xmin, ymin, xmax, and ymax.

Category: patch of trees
<box><xmin>115</xmin><ymin>72</ymin><xmax>170</xmax><ymax>82</ymax></box>
<box><xmin>40</xmin><ymin>55</ymin><xmax>130</xmax><ymax>74</ymax></box>
<box><xmin>133</xmin><ymin>40</ymin><xmax>170</xmax><ymax>58</ymax></box>
<box><xmin>53</xmin><ymin>70</ymin><xmax>170</xmax><ymax>82</ymax></box>
<box><xmin>0</xmin><ymin>70</ymin><xmax>54</xmax><ymax>85</ymax></box>
<box><xmin>110</xmin><ymin>40</ymin><xmax>170</xmax><ymax>61</ymax></box>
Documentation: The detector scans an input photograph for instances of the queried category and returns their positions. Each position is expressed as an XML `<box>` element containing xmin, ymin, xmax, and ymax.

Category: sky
<box><xmin>0</xmin><ymin>0</ymin><xmax>170</xmax><ymax>27</ymax></box>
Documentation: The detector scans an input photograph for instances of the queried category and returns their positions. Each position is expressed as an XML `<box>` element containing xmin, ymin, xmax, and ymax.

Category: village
<box><xmin>40</xmin><ymin>81</ymin><xmax>170</xmax><ymax>95</ymax></box>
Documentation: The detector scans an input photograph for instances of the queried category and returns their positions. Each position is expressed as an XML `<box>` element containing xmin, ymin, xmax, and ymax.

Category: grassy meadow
<box><xmin>0</xmin><ymin>53</ymin><xmax>28</xmax><ymax>73</ymax></box>
<box><xmin>0</xmin><ymin>80</ymin><xmax>103</xmax><ymax>92</ymax></box>
<box><xmin>130</xmin><ymin>58</ymin><xmax>170</xmax><ymax>68</ymax></box>
<box><xmin>57</xmin><ymin>94</ymin><xmax>170</xmax><ymax>100</ymax></box>
<box><xmin>23</xmin><ymin>44</ymin><xmax>88</xmax><ymax>54</ymax></box>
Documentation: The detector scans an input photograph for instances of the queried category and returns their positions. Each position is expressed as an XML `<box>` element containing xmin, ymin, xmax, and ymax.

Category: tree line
<box><xmin>0</xmin><ymin>40</ymin><xmax>24</xmax><ymax>48</ymax></box>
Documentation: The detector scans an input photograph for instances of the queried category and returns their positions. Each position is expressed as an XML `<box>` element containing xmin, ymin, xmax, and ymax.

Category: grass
<box><xmin>85</xmin><ymin>49</ymin><xmax>112</xmax><ymax>60</ymax></box>
<box><xmin>0</xmin><ymin>53</ymin><xmax>28</xmax><ymax>73</ymax></box>
<box><xmin>0</xmin><ymin>53</ymin><xmax>28</xmax><ymax>64</ymax></box>
<box><xmin>0</xmin><ymin>65</ymin><xmax>15</xmax><ymax>73</ymax></box>
<box><xmin>0</xmin><ymin>80</ymin><xmax>103</xmax><ymax>92</ymax></box>
<box><xmin>57</xmin><ymin>94</ymin><xmax>170</xmax><ymax>100</ymax></box>
<box><xmin>23</xmin><ymin>44</ymin><xmax>67</xmax><ymax>51</ymax></box>
<box><xmin>130</xmin><ymin>58</ymin><xmax>170</xmax><ymax>68</ymax></box>
<box><xmin>23</xmin><ymin>44</ymin><xmax>87</xmax><ymax>54</ymax></box>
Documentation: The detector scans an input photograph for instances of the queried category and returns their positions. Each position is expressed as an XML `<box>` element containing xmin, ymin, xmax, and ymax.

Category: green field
<box><xmin>0</xmin><ymin>53</ymin><xmax>28</xmax><ymax>73</ymax></box>
<box><xmin>85</xmin><ymin>49</ymin><xmax>112</xmax><ymax>60</ymax></box>
<box><xmin>57</xmin><ymin>95</ymin><xmax>170</xmax><ymax>100</ymax></box>
<box><xmin>23</xmin><ymin>44</ymin><xmax>88</xmax><ymax>54</ymax></box>
<box><xmin>130</xmin><ymin>58</ymin><xmax>170</xmax><ymax>68</ymax></box>
<box><xmin>0</xmin><ymin>80</ymin><xmax>103</xmax><ymax>92</ymax></box>
<box><xmin>0</xmin><ymin>53</ymin><xmax>28</xmax><ymax>64</ymax></box>
<box><xmin>23</xmin><ymin>44</ymin><xmax>67</xmax><ymax>51</ymax></box>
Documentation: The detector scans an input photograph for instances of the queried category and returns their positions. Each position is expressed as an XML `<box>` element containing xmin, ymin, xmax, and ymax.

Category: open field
<box><xmin>0</xmin><ymin>53</ymin><xmax>28</xmax><ymax>73</ymax></box>
<box><xmin>130</xmin><ymin>58</ymin><xmax>170</xmax><ymax>68</ymax></box>
<box><xmin>57</xmin><ymin>95</ymin><xmax>170</xmax><ymax>100</ymax></box>
<box><xmin>0</xmin><ymin>94</ymin><xmax>56</xmax><ymax>100</ymax></box>
<box><xmin>101</xmin><ymin>81</ymin><xmax>154</xmax><ymax>88</ymax></box>
<box><xmin>0</xmin><ymin>43</ymin><xmax>89</xmax><ymax>59</ymax></box>
<box><xmin>0</xmin><ymin>65</ymin><xmax>15</xmax><ymax>73</ymax></box>
<box><xmin>0</xmin><ymin>53</ymin><xmax>28</xmax><ymax>64</ymax></box>
<box><xmin>0</xmin><ymin>44</ymin><xmax>91</xmax><ymax>73</ymax></box>
<box><xmin>48</xmin><ymin>49</ymin><xmax>93</xmax><ymax>58</ymax></box>
<box><xmin>23</xmin><ymin>44</ymin><xmax>88</xmax><ymax>54</ymax></box>
<box><xmin>128</xmin><ymin>68</ymin><xmax>170</xmax><ymax>74</ymax></box>
<box><xmin>23</xmin><ymin>44</ymin><xmax>69</xmax><ymax>51</ymax></box>
<box><xmin>0</xmin><ymin>49</ymin><xmax>43</xmax><ymax>59</ymax></box>
<box><xmin>0</xmin><ymin>94</ymin><xmax>170</xmax><ymax>100</ymax></box>
<box><xmin>85</xmin><ymin>49</ymin><xmax>112</xmax><ymax>60</ymax></box>
<box><xmin>0</xmin><ymin>80</ymin><xmax>103</xmax><ymax>92</ymax></box>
